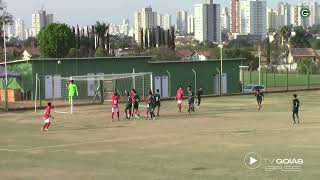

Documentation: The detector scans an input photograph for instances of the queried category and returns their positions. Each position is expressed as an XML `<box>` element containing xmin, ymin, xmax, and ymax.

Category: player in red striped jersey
<box><xmin>111</xmin><ymin>91</ymin><xmax>120</xmax><ymax>122</ymax></box>
<box><xmin>176</xmin><ymin>86</ymin><xmax>184</xmax><ymax>112</ymax></box>
<box><xmin>42</xmin><ymin>102</ymin><xmax>55</xmax><ymax>132</ymax></box>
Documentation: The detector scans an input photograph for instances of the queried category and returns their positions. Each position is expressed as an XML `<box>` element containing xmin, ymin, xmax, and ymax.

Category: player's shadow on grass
<box><xmin>192</xmin><ymin>167</ymin><xmax>208</xmax><ymax>171</ymax></box>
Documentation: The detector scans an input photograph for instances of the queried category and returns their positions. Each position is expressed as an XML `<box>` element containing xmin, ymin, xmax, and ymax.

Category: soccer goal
<box><xmin>35</xmin><ymin>72</ymin><xmax>153</xmax><ymax>114</ymax></box>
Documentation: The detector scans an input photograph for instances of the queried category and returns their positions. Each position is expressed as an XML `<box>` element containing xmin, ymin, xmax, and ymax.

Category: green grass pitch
<box><xmin>1</xmin><ymin>91</ymin><xmax>320</xmax><ymax>180</ymax></box>
<box><xmin>243</xmin><ymin>71</ymin><xmax>320</xmax><ymax>87</ymax></box>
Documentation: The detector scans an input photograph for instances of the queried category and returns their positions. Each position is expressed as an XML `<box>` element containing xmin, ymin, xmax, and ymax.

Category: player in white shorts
<box><xmin>111</xmin><ymin>91</ymin><xmax>120</xmax><ymax>122</ymax></box>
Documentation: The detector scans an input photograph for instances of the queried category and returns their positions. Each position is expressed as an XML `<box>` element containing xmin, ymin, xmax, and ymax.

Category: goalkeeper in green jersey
<box><xmin>67</xmin><ymin>80</ymin><xmax>78</xmax><ymax>105</ymax></box>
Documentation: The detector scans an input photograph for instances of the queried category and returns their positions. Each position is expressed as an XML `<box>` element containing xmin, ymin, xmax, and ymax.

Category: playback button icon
<box><xmin>244</xmin><ymin>152</ymin><xmax>262</xmax><ymax>169</ymax></box>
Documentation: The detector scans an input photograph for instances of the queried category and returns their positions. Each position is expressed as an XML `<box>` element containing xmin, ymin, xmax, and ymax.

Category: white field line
<box><xmin>1</xmin><ymin>126</ymin><xmax>320</xmax><ymax>152</ymax></box>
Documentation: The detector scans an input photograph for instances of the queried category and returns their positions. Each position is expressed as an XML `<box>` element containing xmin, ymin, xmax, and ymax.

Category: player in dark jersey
<box><xmin>187</xmin><ymin>86</ymin><xmax>195</xmax><ymax>115</ymax></box>
<box><xmin>133</xmin><ymin>92</ymin><xmax>140</xmax><ymax>118</ymax></box>
<box><xmin>196</xmin><ymin>88</ymin><xmax>203</xmax><ymax>108</ymax></box>
<box><xmin>154</xmin><ymin>89</ymin><xmax>161</xmax><ymax>117</ymax></box>
<box><xmin>147</xmin><ymin>91</ymin><xmax>156</xmax><ymax>120</ymax></box>
<box><xmin>255</xmin><ymin>89</ymin><xmax>264</xmax><ymax>111</ymax></box>
<box><xmin>125</xmin><ymin>90</ymin><xmax>132</xmax><ymax>119</ymax></box>
<box><xmin>292</xmin><ymin>94</ymin><xmax>300</xmax><ymax>124</ymax></box>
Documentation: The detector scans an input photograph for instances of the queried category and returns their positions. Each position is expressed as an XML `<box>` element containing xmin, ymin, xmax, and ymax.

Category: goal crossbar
<box><xmin>61</xmin><ymin>72</ymin><xmax>153</xmax><ymax>81</ymax></box>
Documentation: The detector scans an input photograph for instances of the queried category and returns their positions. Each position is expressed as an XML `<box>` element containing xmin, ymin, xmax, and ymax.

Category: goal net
<box><xmin>40</xmin><ymin>72</ymin><xmax>153</xmax><ymax>114</ymax></box>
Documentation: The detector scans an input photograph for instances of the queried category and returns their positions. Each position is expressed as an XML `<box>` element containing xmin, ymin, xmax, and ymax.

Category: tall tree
<box><xmin>279</xmin><ymin>25</ymin><xmax>292</xmax><ymax>47</ymax></box>
<box><xmin>144</xmin><ymin>29</ymin><xmax>149</xmax><ymax>49</ymax></box>
<box><xmin>140</xmin><ymin>28</ymin><xmax>144</xmax><ymax>49</ymax></box>
<box><xmin>106</xmin><ymin>27</ymin><xmax>110</xmax><ymax>54</ymax></box>
<box><xmin>0</xmin><ymin>0</ymin><xmax>13</xmax><ymax>48</ymax></box>
<box><xmin>94</xmin><ymin>21</ymin><xmax>108</xmax><ymax>49</ymax></box>
<box><xmin>266</xmin><ymin>35</ymin><xmax>271</xmax><ymax>64</ymax></box>
<box><xmin>169</xmin><ymin>26</ymin><xmax>176</xmax><ymax>50</ymax></box>
<box><xmin>87</xmin><ymin>26</ymin><xmax>92</xmax><ymax>56</ymax></box>
<box><xmin>0</xmin><ymin>0</ymin><xmax>12</xmax><ymax>24</ymax></box>
<box><xmin>76</xmin><ymin>24</ymin><xmax>80</xmax><ymax>50</ymax></box>
<box><xmin>37</xmin><ymin>23</ymin><xmax>75</xmax><ymax>58</ymax></box>
<box><xmin>151</xmin><ymin>28</ymin><xmax>156</xmax><ymax>48</ymax></box>
<box><xmin>290</xmin><ymin>26</ymin><xmax>313</xmax><ymax>48</ymax></box>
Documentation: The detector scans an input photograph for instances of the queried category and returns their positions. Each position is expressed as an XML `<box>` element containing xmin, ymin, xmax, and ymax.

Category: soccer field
<box><xmin>243</xmin><ymin>71</ymin><xmax>320</xmax><ymax>87</ymax></box>
<box><xmin>1</xmin><ymin>91</ymin><xmax>320</xmax><ymax>180</ymax></box>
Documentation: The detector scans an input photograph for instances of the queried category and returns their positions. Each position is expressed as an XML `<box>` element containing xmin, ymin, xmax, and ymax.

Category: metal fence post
<box><xmin>261</xmin><ymin>69</ymin><xmax>264</xmax><ymax>85</ymax></box>
<box><xmin>166</xmin><ymin>70</ymin><xmax>171</xmax><ymax>97</ymax></box>
<box><xmin>216</xmin><ymin>68</ymin><xmax>221</xmax><ymax>96</ymax></box>
<box><xmin>242</xmin><ymin>70</ymin><xmax>245</xmax><ymax>93</ymax></box>
<box><xmin>192</xmin><ymin>69</ymin><xmax>197</xmax><ymax>92</ymax></box>
<box><xmin>265</xmin><ymin>70</ymin><xmax>268</xmax><ymax>93</ymax></box>
<box><xmin>286</xmin><ymin>68</ymin><xmax>289</xmax><ymax>91</ymax></box>
<box><xmin>4</xmin><ymin>81</ymin><xmax>8</xmax><ymax>111</ymax></box>
<box><xmin>34</xmin><ymin>73</ymin><xmax>38</xmax><ymax>112</ymax></box>
<box><xmin>307</xmin><ymin>70</ymin><xmax>310</xmax><ymax>89</ymax></box>
<box><xmin>39</xmin><ymin>76</ymin><xmax>42</xmax><ymax>107</ymax></box>
<box><xmin>273</xmin><ymin>71</ymin><xmax>276</xmax><ymax>87</ymax></box>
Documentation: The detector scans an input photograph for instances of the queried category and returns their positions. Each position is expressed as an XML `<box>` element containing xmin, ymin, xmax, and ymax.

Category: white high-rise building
<box><xmin>250</xmin><ymin>0</ymin><xmax>267</xmax><ymax>38</ymax></box>
<box><xmin>194</xmin><ymin>0</ymin><xmax>221</xmax><ymax>43</ymax></box>
<box><xmin>187</xmin><ymin>15</ymin><xmax>195</xmax><ymax>34</ymax></box>
<box><xmin>290</xmin><ymin>5</ymin><xmax>297</xmax><ymax>27</ymax></box>
<box><xmin>24</xmin><ymin>28</ymin><xmax>31</xmax><ymax>39</ymax></box>
<box><xmin>158</xmin><ymin>14</ymin><xmax>171</xmax><ymax>30</ymax></box>
<box><xmin>267</xmin><ymin>8</ymin><xmax>284</xmax><ymax>30</ymax></box>
<box><xmin>239</xmin><ymin>0</ymin><xmax>251</xmax><ymax>34</ymax></box>
<box><xmin>109</xmin><ymin>23</ymin><xmax>121</xmax><ymax>35</ymax></box>
<box><xmin>316</xmin><ymin>2</ymin><xmax>320</xmax><ymax>25</ymax></box>
<box><xmin>221</xmin><ymin>7</ymin><xmax>230</xmax><ymax>31</ymax></box>
<box><xmin>162</xmin><ymin>14</ymin><xmax>172</xmax><ymax>30</ymax></box>
<box><xmin>15</xmin><ymin>19</ymin><xmax>25</xmax><ymax>40</ymax></box>
<box><xmin>157</xmin><ymin>14</ymin><xmax>162</xmax><ymax>26</ymax></box>
<box><xmin>176</xmin><ymin>10</ymin><xmax>188</xmax><ymax>34</ymax></box>
<box><xmin>121</xmin><ymin>19</ymin><xmax>130</xmax><ymax>36</ymax></box>
<box><xmin>278</xmin><ymin>2</ymin><xmax>291</xmax><ymax>26</ymax></box>
<box><xmin>32</xmin><ymin>10</ymin><xmax>53</xmax><ymax>37</ymax></box>
<box><xmin>134</xmin><ymin>6</ymin><xmax>157</xmax><ymax>43</ymax></box>
<box><xmin>239</xmin><ymin>0</ymin><xmax>267</xmax><ymax>38</ymax></box>
<box><xmin>5</xmin><ymin>24</ymin><xmax>14</xmax><ymax>39</ymax></box>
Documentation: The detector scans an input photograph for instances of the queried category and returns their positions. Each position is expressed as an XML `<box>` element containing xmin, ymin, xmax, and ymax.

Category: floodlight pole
<box><xmin>3</xmin><ymin>21</ymin><xmax>8</xmax><ymax>111</ymax></box>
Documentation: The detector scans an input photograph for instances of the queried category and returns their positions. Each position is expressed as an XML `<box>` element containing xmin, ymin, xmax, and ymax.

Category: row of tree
<box><xmin>37</xmin><ymin>22</ymin><xmax>178</xmax><ymax>59</ymax></box>
<box><xmin>138</xmin><ymin>26</ymin><xmax>176</xmax><ymax>51</ymax></box>
<box><xmin>37</xmin><ymin>21</ymin><xmax>114</xmax><ymax>58</ymax></box>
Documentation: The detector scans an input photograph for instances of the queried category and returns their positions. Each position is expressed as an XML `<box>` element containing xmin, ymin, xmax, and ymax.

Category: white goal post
<box><xmin>35</xmin><ymin>72</ymin><xmax>153</xmax><ymax>114</ymax></box>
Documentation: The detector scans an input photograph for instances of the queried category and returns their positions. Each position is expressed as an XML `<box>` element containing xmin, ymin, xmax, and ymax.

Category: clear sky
<box><xmin>7</xmin><ymin>0</ymin><xmax>303</xmax><ymax>28</ymax></box>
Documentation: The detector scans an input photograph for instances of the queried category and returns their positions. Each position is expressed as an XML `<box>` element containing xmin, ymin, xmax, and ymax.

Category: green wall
<box><xmin>149</xmin><ymin>60</ymin><xmax>242</xmax><ymax>96</ymax></box>
<box><xmin>4</xmin><ymin>56</ymin><xmax>243</xmax><ymax>99</ymax></box>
